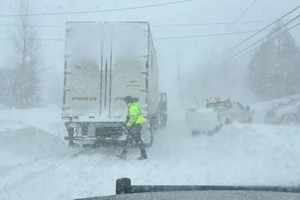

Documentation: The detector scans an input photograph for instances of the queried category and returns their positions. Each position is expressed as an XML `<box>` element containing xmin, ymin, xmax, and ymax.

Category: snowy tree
<box><xmin>0</xmin><ymin>70</ymin><xmax>5</xmax><ymax>104</ymax></box>
<box><xmin>7</xmin><ymin>1</ymin><xmax>41</xmax><ymax>108</ymax></box>
<box><xmin>247</xmin><ymin>22</ymin><xmax>300</xmax><ymax>100</ymax></box>
<box><xmin>0</xmin><ymin>68</ymin><xmax>12</xmax><ymax>105</ymax></box>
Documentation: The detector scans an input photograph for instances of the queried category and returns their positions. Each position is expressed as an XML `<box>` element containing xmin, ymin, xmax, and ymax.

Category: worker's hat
<box><xmin>124</xmin><ymin>96</ymin><xmax>133</xmax><ymax>104</ymax></box>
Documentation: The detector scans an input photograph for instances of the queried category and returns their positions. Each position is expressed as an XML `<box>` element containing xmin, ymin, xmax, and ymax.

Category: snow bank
<box><xmin>0</xmin><ymin>127</ymin><xmax>68</xmax><ymax>166</ymax></box>
<box><xmin>1</xmin><ymin>106</ymin><xmax>300</xmax><ymax>200</ymax></box>
<box><xmin>0</xmin><ymin>105</ymin><xmax>70</xmax><ymax>178</ymax></box>
<box><xmin>0</xmin><ymin>105</ymin><xmax>66</xmax><ymax>137</ymax></box>
<box><xmin>145</xmin><ymin>122</ymin><xmax>300</xmax><ymax>186</ymax></box>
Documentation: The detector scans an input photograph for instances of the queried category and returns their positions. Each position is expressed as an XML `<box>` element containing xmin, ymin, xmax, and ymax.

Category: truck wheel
<box><xmin>67</xmin><ymin>127</ymin><xmax>75</xmax><ymax>146</ymax></box>
<box><xmin>214</xmin><ymin>125</ymin><xmax>222</xmax><ymax>132</ymax></box>
<box><xmin>150</xmin><ymin>117</ymin><xmax>158</xmax><ymax>131</ymax></box>
<box><xmin>207</xmin><ymin>125</ymin><xmax>222</xmax><ymax>135</ymax></box>
<box><xmin>143</xmin><ymin>128</ymin><xmax>153</xmax><ymax>148</ymax></box>
<box><xmin>282</xmin><ymin>114</ymin><xmax>298</xmax><ymax>125</ymax></box>
<box><xmin>247</xmin><ymin>117</ymin><xmax>253</xmax><ymax>124</ymax></box>
<box><xmin>225</xmin><ymin>118</ymin><xmax>231</xmax><ymax>125</ymax></box>
<box><xmin>192</xmin><ymin>130</ymin><xmax>201</xmax><ymax>136</ymax></box>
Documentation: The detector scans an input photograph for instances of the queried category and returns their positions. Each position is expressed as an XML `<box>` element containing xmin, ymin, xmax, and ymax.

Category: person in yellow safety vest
<box><xmin>117</xmin><ymin>96</ymin><xmax>148</xmax><ymax>160</ymax></box>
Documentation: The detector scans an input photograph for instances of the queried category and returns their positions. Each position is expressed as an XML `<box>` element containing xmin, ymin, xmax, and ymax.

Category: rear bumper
<box><xmin>64</xmin><ymin>135</ymin><xmax>126</xmax><ymax>141</ymax></box>
<box><xmin>186</xmin><ymin>110</ymin><xmax>221</xmax><ymax>131</ymax></box>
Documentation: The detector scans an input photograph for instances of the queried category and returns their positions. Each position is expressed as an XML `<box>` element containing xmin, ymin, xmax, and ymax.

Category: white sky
<box><xmin>0</xmin><ymin>0</ymin><xmax>300</xmax><ymax>107</ymax></box>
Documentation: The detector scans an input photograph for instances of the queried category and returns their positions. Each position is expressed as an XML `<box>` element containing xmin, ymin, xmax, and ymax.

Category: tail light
<box><xmin>63</xmin><ymin>116</ymin><xmax>70</xmax><ymax>122</ymax></box>
<box><xmin>62</xmin><ymin>116</ymin><xmax>79</xmax><ymax>122</ymax></box>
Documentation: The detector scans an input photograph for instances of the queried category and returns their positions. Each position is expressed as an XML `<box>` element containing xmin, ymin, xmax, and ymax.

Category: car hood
<box><xmin>93</xmin><ymin>190</ymin><xmax>300</xmax><ymax>200</ymax></box>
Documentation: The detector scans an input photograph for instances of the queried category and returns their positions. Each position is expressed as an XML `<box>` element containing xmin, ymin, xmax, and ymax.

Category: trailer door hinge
<box><xmin>64</xmin><ymin>71</ymin><xmax>72</xmax><ymax>75</ymax></box>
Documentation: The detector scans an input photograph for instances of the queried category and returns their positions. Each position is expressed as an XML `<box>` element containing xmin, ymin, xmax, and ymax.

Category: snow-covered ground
<box><xmin>0</xmin><ymin>105</ymin><xmax>300</xmax><ymax>200</ymax></box>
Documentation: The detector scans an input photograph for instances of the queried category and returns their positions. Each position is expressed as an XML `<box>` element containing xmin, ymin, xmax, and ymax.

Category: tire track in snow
<box><xmin>0</xmin><ymin>150</ymin><xmax>80</xmax><ymax>195</ymax></box>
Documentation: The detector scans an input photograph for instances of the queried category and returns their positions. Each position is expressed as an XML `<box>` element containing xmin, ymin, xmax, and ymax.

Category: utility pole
<box><xmin>176</xmin><ymin>49</ymin><xmax>184</xmax><ymax>105</ymax></box>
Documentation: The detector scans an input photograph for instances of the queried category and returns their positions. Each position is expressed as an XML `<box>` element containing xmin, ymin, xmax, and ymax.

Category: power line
<box><xmin>0</xmin><ymin>28</ymin><xmax>271</xmax><ymax>41</ymax></box>
<box><xmin>154</xmin><ymin>29</ymin><xmax>271</xmax><ymax>40</ymax></box>
<box><xmin>0</xmin><ymin>24</ymin><xmax>65</xmax><ymax>28</ymax></box>
<box><xmin>0</xmin><ymin>37</ymin><xmax>64</xmax><ymax>41</ymax></box>
<box><xmin>236</xmin><ymin>21</ymin><xmax>300</xmax><ymax>59</ymax></box>
<box><xmin>0</xmin><ymin>19</ymin><xmax>290</xmax><ymax>29</ymax></box>
<box><xmin>229</xmin><ymin>15</ymin><xmax>300</xmax><ymax>58</ymax></box>
<box><xmin>222</xmin><ymin>0</ymin><xmax>257</xmax><ymax>35</ymax></box>
<box><xmin>152</xmin><ymin>19</ymin><xmax>291</xmax><ymax>27</ymax></box>
<box><xmin>206</xmin><ymin>0</ymin><xmax>257</xmax><ymax>61</ymax></box>
<box><xmin>0</xmin><ymin>0</ymin><xmax>193</xmax><ymax>18</ymax></box>
<box><xmin>208</xmin><ymin>4</ymin><xmax>300</xmax><ymax>63</ymax></box>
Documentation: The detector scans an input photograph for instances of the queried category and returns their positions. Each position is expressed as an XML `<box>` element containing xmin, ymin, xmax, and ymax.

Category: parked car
<box><xmin>186</xmin><ymin>98</ymin><xmax>252</xmax><ymax>135</ymax></box>
<box><xmin>264</xmin><ymin>98</ymin><xmax>300</xmax><ymax>125</ymax></box>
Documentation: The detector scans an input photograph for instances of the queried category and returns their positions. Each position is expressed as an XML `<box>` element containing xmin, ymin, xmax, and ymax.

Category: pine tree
<box><xmin>247</xmin><ymin>22</ymin><xmax>300</xmax><ymax>100</ymax></box>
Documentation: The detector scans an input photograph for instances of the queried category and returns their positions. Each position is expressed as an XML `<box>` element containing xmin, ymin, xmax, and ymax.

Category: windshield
<box><xmin>1</xmin><ymin>1</ymin><xmax>300</xmax><ymax>200</ymax></box>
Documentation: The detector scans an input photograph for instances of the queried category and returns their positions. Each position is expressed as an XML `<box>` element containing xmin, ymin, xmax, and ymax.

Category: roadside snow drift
<box><xmin>0</xmin><ymin>105</ymin><xmax>300</xmax><ymax>200</ymax></box>
<box><xmin>0</xmin><ymin>127</ymin><xmax>69</xmax><ymax>167</ymax></box>
<box><xmin>0</xmin><ymin>106</ymin><xmax>71</xmax><ymax>177</ymax></box>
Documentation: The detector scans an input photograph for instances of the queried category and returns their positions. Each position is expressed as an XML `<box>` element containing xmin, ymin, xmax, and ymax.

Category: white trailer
<box><xmin>62</xmin><ymin>22</ymin><xmax>163</xmax><ymax>146</ymax></box>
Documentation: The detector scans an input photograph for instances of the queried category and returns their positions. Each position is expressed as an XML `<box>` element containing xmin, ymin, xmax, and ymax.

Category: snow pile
<box><xmin>0</xmin><ymin>106</ymin><xmax>71</xmax><ymax>179</ymax></box>
<box><xmin>146</xmin><ymin>122</ymin><xmax>300</xmax><ymax>186</ymax></box>
<box><xmin>0</xmin><ymin>105</ymin><xmax>66</xmax><ymax>136</ymax></box>
<box><xmin>1</xmin><ymin>106</ymin><xmax>300</xmax><ymax>200</ymax></box>
<box><xmin>0</xmin><ymin>127</ymin><xmax>68</xmax><ymax>166</ymax></box>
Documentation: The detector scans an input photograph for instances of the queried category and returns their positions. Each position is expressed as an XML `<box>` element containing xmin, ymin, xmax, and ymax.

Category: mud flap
<box><xmin>141</xmin><ymin>127</ymin><xmax>153</xmax><ymax>148</ymax></box>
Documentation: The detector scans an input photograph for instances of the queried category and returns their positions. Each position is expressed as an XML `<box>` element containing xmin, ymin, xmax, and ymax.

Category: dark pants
<box><xmin>160</xmin><ymin>112</ymin><xmax>168</xmax><ymax>128</ymax></box>
<box><xmin>121</xmin><ymin>124</ymin><xmax>147</xmax><ymax>158</ymax></box>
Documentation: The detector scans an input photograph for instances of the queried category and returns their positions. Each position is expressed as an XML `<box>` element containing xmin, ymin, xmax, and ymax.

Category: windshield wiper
<box><xmin>116</xmin><ymin>177</ymin><xmax>300</xmax><ymax>194</ymax></box>
<box><xmin>74</xmin><ymin>177</ymin><xmax>300</xmax><ymax>200</ymax></box>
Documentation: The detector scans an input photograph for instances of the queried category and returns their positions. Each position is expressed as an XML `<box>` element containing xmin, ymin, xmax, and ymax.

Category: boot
<box><xmin>137</xmin><ymin>149</ymin><xmax>147</xmax><ymax>160</ymax></box>
<box><xmin>137</xmin><ymin>156</ymin><xmax>147</xmax><ymax>160</ymax></box>
<box><xmin>116</xmin><ymin>149</ymin><xmax>127</xmax><ymax>160</ymax></box>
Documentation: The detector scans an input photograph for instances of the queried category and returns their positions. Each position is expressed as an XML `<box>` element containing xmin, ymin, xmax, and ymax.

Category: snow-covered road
<box><xmin>1</xmin><ymin>106</ymin><xmax>300</xmax><ymax>200</ymax></box>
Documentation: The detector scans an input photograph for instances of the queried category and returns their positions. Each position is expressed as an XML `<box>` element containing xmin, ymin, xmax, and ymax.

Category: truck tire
<box><xmin>192</xmin><ymin>130</ymin><xmax>198</xmax><ymax>136</ymax></box>
<box><xmin>247</xmin><ymin>117</ymin><xmax>253</xmax><ymax>124</ymax></box>
<box><xmin>214</xmin><ymin>125</ymin><xmax>222</xmax><ymax>133</ymax></box>
<box><xmin>207</xmin><ymin>125</ymin><xmax>222</xmax><ymax>135</ymax></box>
<box><xmin>142</xmin><ymin>127</ymin><xmax>153</xmax><ymax>148</ymax></box>
<box><xmin>192</xmin><ymin>130</ymin><xmax>205</xmax><ymax>136</ymax></box>
<box><xmin>67</xmin><ymin>126</ymin><xmax>75</xmax><ymax>146</ymax></box>
<box><xmin>150</xmin><ymin>117</ymin><xmax>159</xmax><ymax>131</ymax></box>
<box><xmin>225</xmin><ymin>118</ymin><xmax>231</xmax><ymax>125</ymax></box>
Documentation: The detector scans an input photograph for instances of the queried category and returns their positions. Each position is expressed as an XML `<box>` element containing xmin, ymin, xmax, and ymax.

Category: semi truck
<box><xmin>62</xmin><ymin>22</ymin><xmax>166</xmax><ymax>147</ymax></box>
